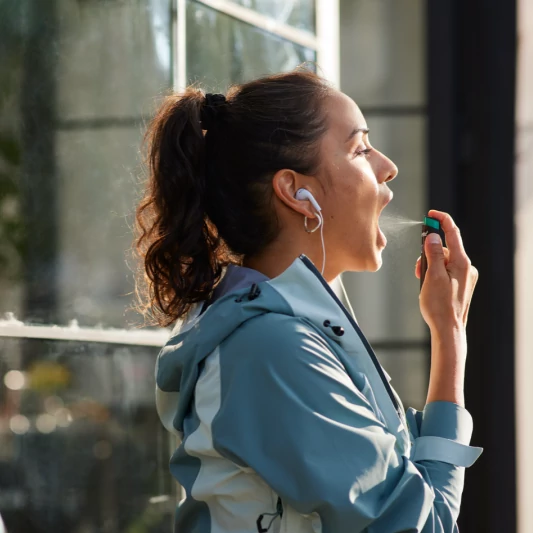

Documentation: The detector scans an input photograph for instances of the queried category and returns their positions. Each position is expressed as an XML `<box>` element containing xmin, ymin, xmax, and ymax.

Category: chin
<box><xmin>368</xmin><ymin>258</ymin><xmax>383</xmax><ymax>272</ymax></box>
<box><xmin>367</xmin><ymin>250</ymin><xmax>384</xmax><ymax>272</ymax></box>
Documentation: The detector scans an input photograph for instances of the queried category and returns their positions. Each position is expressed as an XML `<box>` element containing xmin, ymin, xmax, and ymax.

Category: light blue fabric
<box><xmin>411</xmin><ymin>436</ymin><xmax>482</xmax><ymax>467</ymax></box>
<box><xmin>155</xmin><ymin>255</ymin><xmax>483</xmax><ymax>533</ymax></box>
<box><xmin>406</xmin><ymin>402</ymin><xmax>483</xmax><ymax>466</ymax></box>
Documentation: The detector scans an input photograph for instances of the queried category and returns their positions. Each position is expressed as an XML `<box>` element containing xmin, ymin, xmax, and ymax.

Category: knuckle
<box><xmin>428</xmin><ymin>267</ymin><xmax>446</xmax><ymax>280</ymax></box>
<box><xmin>445</xmin><ymin>212</ymin><xmax>456</xmax><ymax>227</ymax></box>
<box><xmin>449</xmin><ymin>221</ymin><xmax>461</xmax><ymax>237</ymax></box>
<box><xmin>454</xmin><ymin>255</ymin><xmax>470</xmax><ymax>270</ymax></box>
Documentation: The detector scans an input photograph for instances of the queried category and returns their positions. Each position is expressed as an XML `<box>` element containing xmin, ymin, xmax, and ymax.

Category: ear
<box><xmin>271</xmin><ymin>169</ymin><xmax>317</xmax><ymax>218</ymax></box>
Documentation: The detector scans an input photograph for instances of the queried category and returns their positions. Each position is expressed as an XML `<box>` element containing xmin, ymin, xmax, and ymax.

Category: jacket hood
<box><xmin>155</xmin><ymin>254</ymin><xmax>399</xmax><ymax>441</ymax></box>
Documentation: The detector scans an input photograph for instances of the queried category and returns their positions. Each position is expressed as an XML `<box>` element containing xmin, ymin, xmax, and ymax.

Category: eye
<box><xmin>353</xmin><ymin>147</ymin><xmax>373</xmax><ymax>158</ymax></box>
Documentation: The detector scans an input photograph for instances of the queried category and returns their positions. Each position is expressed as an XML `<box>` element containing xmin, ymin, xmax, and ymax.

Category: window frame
<box><xmin>174</xmin><ymin>0</ymin><xmax>339</xmax><ymax>90</ymax></box>
<box><xmin>0</xmin><ymin>0</ymin><xmax>340</xmax><ymax>348</ymax></box>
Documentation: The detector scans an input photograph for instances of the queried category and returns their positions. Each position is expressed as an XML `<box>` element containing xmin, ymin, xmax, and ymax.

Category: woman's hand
<box><xmin>415</xmin><ymin>210</ymin><xmax>479</xmax><ymax>407</ymax></box>
<box><xmin>415</xmin><ymin>246</ymin><xmax>449</xmax><ymax>278</ymax></box>
<box><xmin>415</xmin><ymin>210</ymin><xmax>479</xmax><ymax>334</ymax></box>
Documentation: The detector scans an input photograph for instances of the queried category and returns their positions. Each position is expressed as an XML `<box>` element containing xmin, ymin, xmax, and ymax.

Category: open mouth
<box><xmin>377</xmin><ymin>192</ymin><xmax>393</xmax><ymax>246</ymax></box>
<box><xmin>378</xmin><ymin>225</ymin><xmax>387</xmax><ymax>246</ymax></box>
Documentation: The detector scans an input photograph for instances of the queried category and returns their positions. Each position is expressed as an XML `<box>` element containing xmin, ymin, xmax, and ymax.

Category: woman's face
<box><xmin>317</xmin><ymin>90</ymin><xmax>397</xmax><ymax>272</ymax></box>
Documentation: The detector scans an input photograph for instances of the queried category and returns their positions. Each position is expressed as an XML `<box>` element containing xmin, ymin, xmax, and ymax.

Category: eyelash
<box><xmin>354</xmin><ymin>148</ymin><xmax>373</xmax><ymax>157</ymax></box>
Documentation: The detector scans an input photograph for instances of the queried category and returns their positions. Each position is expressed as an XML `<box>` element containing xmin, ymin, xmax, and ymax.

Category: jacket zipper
<box><xmin>299</xmin><ymin>255</ymin><xmax>403</xmax><ymax>420</ymax></box>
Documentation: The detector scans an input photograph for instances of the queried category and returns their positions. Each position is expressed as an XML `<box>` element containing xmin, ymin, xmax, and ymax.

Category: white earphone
<box><xmin>295</xmin><ymin>188</ymin><xmax>322</xmax><ymax>213</ymax></box>
<box><xmin>294</xmin><ymin>188</ymin><xmax>356</xmax><ymax>321</ymax></box>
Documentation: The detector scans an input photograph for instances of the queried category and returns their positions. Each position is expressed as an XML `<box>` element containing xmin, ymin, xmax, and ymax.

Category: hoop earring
<box><xmin>304</xmin><ymin>215</ymin><xmax>322</xmax><ymax>233</ymax></box>
<box><xmin>303</xmin><ymin>213</ymin><xmax>326</xmax><ymax>276</ymax></box>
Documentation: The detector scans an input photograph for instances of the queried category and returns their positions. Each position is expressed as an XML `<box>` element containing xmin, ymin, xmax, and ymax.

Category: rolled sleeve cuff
<box><xmin>410</xmin><ymin>401</ymin><xmax>483</xmax><ymax>467</ymax></box>
<box><xmin>421</xmin><ymin>401</ymin><xmax>473</xmax><ymax>443</ymax></box>
<box><xmin>412</xmin><ymin>436</ymin><xmax>483</xmax><ymax>467</ymax></box>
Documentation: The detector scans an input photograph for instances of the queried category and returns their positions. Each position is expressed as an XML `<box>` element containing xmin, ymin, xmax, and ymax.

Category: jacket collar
<box><xmin>164</xmin><ymin>254</ymin><xmax>404</xmax><ymax>442</ymax></box>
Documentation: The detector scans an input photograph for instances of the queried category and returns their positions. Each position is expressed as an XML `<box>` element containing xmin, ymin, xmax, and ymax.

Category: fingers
<box><xmin>415</xmin><ymin>247</ymin><xmax>450</xmax><ymax>279</ymax></box>
<box><xmin>427</xmin><ymin>210</ymin><xmax>470</xmax><ymax>268</ymax></box>
<box><xmin>463</xmin><ymin>265</ymin><xmax>479</xmax><ymax>325</ymax></box>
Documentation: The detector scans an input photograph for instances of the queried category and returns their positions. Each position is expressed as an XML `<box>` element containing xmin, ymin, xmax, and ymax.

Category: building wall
<box><xmin>515</xmin><ymin>1</ymin><xmax>533</xmax><ymax>531</ymax></box>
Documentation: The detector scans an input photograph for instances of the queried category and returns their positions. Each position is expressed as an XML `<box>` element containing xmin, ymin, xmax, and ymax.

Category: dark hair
<box><xmin>133</xmin><ymin>68</ymin><xmax>331</xmax><ymax>327</ymax></box>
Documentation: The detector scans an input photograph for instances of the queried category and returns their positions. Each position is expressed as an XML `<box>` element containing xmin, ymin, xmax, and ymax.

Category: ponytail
<box><xmin>133</xmin><ymin>69</ymin><xmax>330</xmax><ymax>327</ymax></box>
<box><xmin>133</xmin><ymin>89</ymin><xmax>230</xmax><ymax>327</ymax></box>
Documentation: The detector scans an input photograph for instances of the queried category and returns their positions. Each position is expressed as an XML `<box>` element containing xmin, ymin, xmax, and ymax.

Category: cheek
<box><xmin>338</xmin><ymin>171</ymin><xmax>378</xmax><ymax>216</ymax></box>
<box><xmin>323</xmin><ymin>156</ymin><xmax>378</xmax><ymax>226</ymax></box>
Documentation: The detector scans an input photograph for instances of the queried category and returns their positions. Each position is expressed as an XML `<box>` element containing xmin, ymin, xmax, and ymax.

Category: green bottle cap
<box><xmin>424</xmin><ymin>216</ymin><xmax>440</xmax><ymax>230</ymax></box>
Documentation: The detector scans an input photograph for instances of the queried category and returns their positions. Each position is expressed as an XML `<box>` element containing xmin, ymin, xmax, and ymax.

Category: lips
<box><xmin>377</xmin><ymin>191</ymin><xmax>393</xmax><ymax>246</ymax></box>
<box><xmin>379</xmin><ymin>191</ymin><xmax>393</xmax><ymax>216</ymax></box>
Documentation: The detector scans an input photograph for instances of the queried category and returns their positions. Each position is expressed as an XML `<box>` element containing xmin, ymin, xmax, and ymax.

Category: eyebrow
<box><xmin>345</xmin><ymin>127</ymin><xmax>370</xmax><ymax>143</ymax></box>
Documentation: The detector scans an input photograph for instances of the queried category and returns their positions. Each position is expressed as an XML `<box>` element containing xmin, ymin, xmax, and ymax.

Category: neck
<box><xmin>242</xmin><ymin>233</ymin><xmax>338</xmax><ymax>283</ymax></box>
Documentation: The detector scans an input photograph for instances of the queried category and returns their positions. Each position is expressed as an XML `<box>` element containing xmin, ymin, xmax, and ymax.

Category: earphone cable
<box><xmin>318</xmin><ymin>211</ymin><xmax>357</xmax><ymax>322</ymax></box>
<box><xmin>319</xmin><ymin>212</ymin><xmax>326</xmax><ymax>276</ymax></box>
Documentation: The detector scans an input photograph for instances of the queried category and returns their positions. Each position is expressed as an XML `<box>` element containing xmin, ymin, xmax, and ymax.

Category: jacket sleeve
<box><xmin>210</xmin><ymin>314</ymin><xmax>482</xmax><ymax>533</ymax></box>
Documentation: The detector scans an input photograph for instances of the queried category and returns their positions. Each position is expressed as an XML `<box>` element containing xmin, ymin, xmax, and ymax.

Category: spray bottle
<box><xmin>420</xmin><ymin>216</ymin><xmax>446</xmax><ymax>290</ymax></box>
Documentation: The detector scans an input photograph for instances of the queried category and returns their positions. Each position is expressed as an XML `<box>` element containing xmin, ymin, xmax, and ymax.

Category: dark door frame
<box><xmin>427</xmin><ymin>2</ymin><xmax>517</xmax><ymax>532</ymax></box>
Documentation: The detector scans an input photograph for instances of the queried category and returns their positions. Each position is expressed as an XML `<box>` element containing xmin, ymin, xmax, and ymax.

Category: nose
<box><xmin>385</xmin><ymin>163</ymin><xmax>398</xmax><ymax>182</ymax></box>
<box><xmin>377</xmin><ymin>151</ymin><xmax>398</xmax><ymax>183</ymax></box>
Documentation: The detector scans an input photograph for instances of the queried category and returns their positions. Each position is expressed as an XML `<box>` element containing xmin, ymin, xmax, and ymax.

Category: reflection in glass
<box><xmin>226</xmin><ymin>0</ymin><xmax>316</xmax><ymax>32</ymax></box>
<box><xmin>375</xmin><ymin>347</ymin><xmax>429</xmax><ymax>411</ymax></box>
<box><xmin>0</xmin><ymin>337</ymin><xmax>173</xmax><ymax>533</ymax></box>
<box><xmin>340</xmin><ymin>0</ymin><xmax>425</xmax><ymax>107</ymax></box>
<box><xmin>187</xmin><ymin>1</ymin><xmax>316</xmax><ymax>90</ymax></box>
<box><xmin>0</xmin><ymin>0</ymin><xmax>172</xmax><ymax>328</ymax></box>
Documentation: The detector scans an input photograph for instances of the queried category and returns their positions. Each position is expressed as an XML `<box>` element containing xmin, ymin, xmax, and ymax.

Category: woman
<box><xmin>134</xmin><ymin>69</ymin><xmax>482</xmax><ymax>532</ymax></box>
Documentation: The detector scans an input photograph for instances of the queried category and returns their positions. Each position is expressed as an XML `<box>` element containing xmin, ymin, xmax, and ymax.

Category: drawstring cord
<box><xmin>256</xmin><ymin>497</ymin><xmax>283</xmax><ymax>532</ymax></box>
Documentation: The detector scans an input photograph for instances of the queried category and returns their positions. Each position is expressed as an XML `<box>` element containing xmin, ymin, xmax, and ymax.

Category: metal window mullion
<box><xmin>316</xmin><ymin>0</ymin><xmax>339</xmax><ymax>88</ymax></box>
<box><xmin>193</xmin><ymin>0</ymin><xmax>319</xmax><ymax>50</ymax></box>
<box><xmin>0</xmin><ymin>323</ymin><xmax>170</xmax><ymax>347</ymax></box>
<box><xmin>174</xmin><ymin>0</ymin><xmax>187</xmax><ymax>91</ymax></box>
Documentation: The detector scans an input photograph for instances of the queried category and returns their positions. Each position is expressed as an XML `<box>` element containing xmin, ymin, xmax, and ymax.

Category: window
<box><xmin>339</xmin><ymin>0</ymin><xmax>429</xmax><ymax>409</ymax></box>
<box><xmin>0</xmin><ymin>1</ymin><xmax>338</xmax><ymax>530</ymax></box>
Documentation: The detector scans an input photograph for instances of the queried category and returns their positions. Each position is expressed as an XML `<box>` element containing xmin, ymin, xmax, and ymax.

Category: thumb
<box><xmin>425</xmin><ymin>233</ymin><xmax>446</xmax><ymax>274</ymax></box>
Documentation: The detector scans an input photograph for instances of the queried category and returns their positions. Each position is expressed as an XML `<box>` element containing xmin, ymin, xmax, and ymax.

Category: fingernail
<box><xmin>428</xmin><ymin>233</ymin><xmax>441</xmax><ymax>245</ymax></box>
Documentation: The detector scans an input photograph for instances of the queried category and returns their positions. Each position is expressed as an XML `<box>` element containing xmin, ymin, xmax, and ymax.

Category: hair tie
<box><xmin>201</xmin><ymin>93</ymin><xmax>226</xmax><ymax>130</ymax></box>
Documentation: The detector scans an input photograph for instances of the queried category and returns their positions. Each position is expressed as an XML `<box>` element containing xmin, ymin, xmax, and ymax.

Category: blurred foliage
<box><xmin>27</xmin><ymin>361</ymin><xmax>72</xmax><ymax>392</ymax></box>
<box><xmin>0</xmin><ymin>0</ymin><xmax>28</xmax><ymax>282</ymax></box>
<box><xmin>0</xmin><ymin>136</ymin><xmax>26</xmax><ymax>280</ymax></box>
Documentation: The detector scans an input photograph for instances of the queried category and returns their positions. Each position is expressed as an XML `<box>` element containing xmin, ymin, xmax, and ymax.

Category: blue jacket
<box><xmin>156</xmin><ymin>254</ymin><xmax>482</xmax><ymax>533</ymax></box>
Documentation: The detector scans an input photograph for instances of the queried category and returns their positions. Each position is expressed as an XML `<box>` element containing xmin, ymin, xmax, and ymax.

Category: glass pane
<box><xmin>227</xmin><ymin>0</ymin><xmax>316</xmax><ymax>32</ymax></box>
<box><xmin>0</xmin><ymin>0</ymin><xmax>172</xmax><ymax>327</ymax></box>
<box><xmin>0</xmin><ymin>337</ymin><xmax>175</xmax><ymax>533</ymax></box>
<box><xmin>54</xmin><ymin>128</ymin><xmax>146</xmax><ymax>327</ymax></box>
<box><xmin>340</xmin><ymin>0</ymin><xmax>425</xmax><ymax>107</ymax></box>
<box><xmin>342</xmin><ymin>116</ymin><xmax>426</xmax><ymax>341</ymax></box>
<box><xmin>187</xmin><ymin>1</ymin><xmax>316</xmax><ymax>90</ymax></box>
<box><xmin>375</xmin><ymin>347</ymin><xmax>429</xmax><ymax>411</ymax></box>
